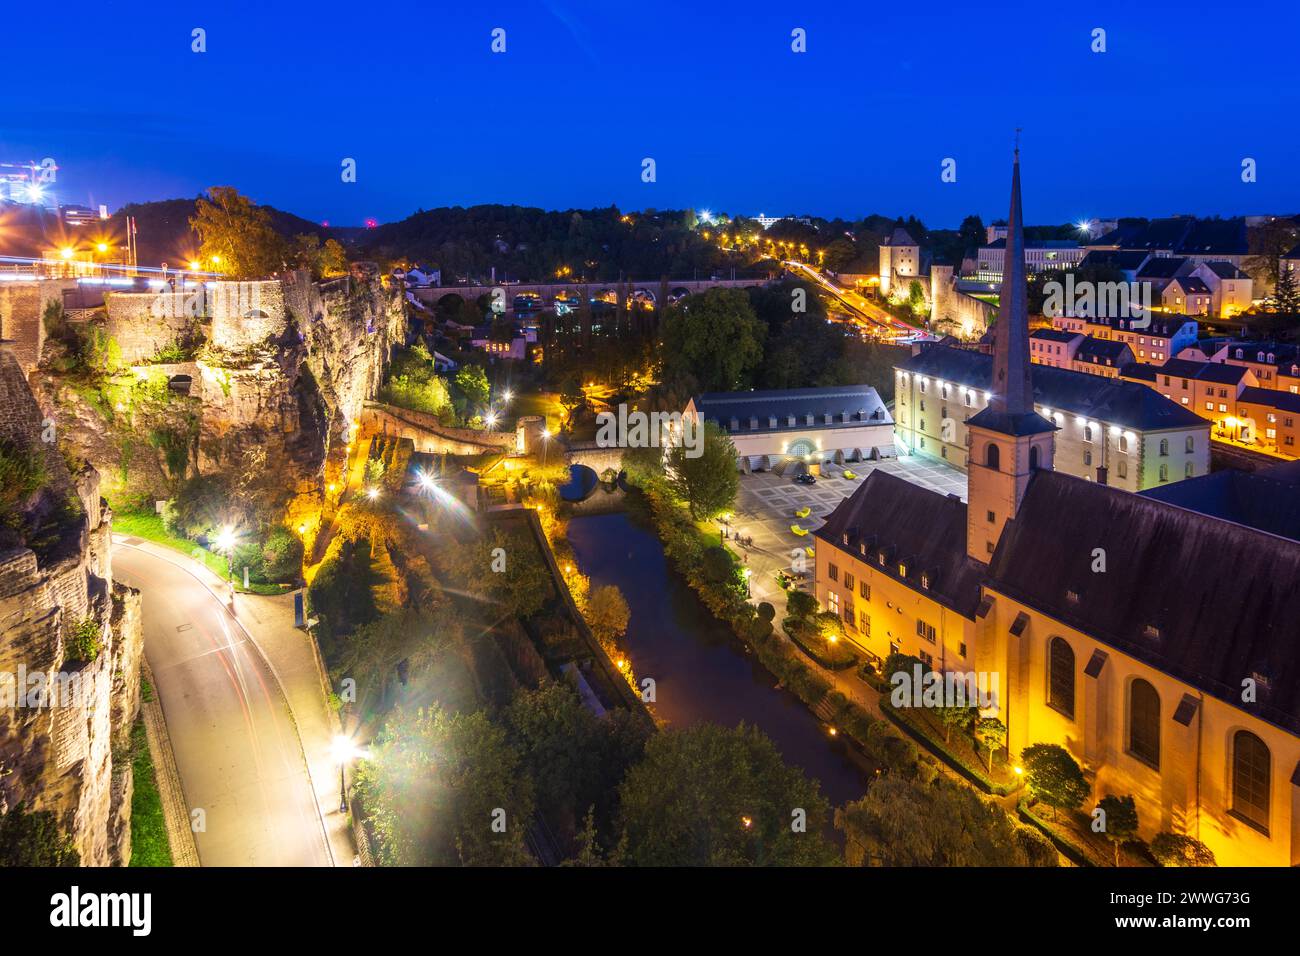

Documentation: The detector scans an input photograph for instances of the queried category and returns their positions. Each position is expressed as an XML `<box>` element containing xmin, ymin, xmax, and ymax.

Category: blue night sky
<box><xmin>3</xmin><ymin>0</ymin><xmax>1297</xmax><ymax>227</ymax></box>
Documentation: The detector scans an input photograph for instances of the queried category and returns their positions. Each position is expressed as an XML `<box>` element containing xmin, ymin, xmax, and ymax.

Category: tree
<box><xmin>320</xmin><ymin>238</ymin><xmax>348</xmax><ymax>277</ymax></box>
<box><xmin>1021</xmin><ymin>743</ymin><xmax>1089</xmax><ymax>821</ymax></box>
<box><xmin>1269</xmin><ymin>265</ymin><xmax>1299</xmax><ymax>313</ymax></box>
<box><xmin>836</xmin><ymin>775</ymin><xmax>1031</xmax><ymax>866</ymax></box>
<box><xmin>700</xmin><ymin>545</ymin><xmax>736</xmax><ymax>584</ymax></box>
<box><xmin>451</xmin><ymin>527</ymin><xmax>553</xmax><ymax>620</ymax></box>
<box><xmin>455</xmin><ymin>364</ymin><xmax>491</xmax><ymax>414</ymax></box>
<box><xmin>785</xmin><ymin>589</ymin><xmax>817</xmax><ymax>621</ymax></box>
<box><xmin>354</xmin><ymin>706</ymin><xmax>535</xmax><ymax>866</ymax></box>
<box><xmin>1151</xmin><ymin>832</ymin><xmax>1216</xmax><ymax>867</ymax></box>
<box><xmin>0</xmin><ymin>804</ymin><xmax>79</xmax><ymax>866</ymax></box>
<box><xmin>974</xmin><ymin>716</ymin><xmax>1006</xmax><ymax>772</ymax></box>
<box><xmin>618</xmin><ymin>723</ymin><xmax>838</xmax><ymax>866</ymax></box>
<box><xmin>336</xmin><ymin>607</ymin><xmax>452</xmax><ymax>708</ymax></box>
<box><xmin>665</xmin><ymin>422</ymin><xmax>738</xmax><ymax>520</ymax></box>
<box><xmin>290</xmin><ymin>233</ymin><xmax>350</xmax><ymax>278</ymax></box>
<box><xmin>189</xmin><ymin>186</ymin><xmax>287</xmax><ymax>279</ymax></box>
<box><xmin>957</xmin><ymin>214</ymin><xmax>986</xmax><ymax>258</ymax></box>
<box><xmin>936</xmin><ymin>704</ymin><xmax>976</xmax><ymax>743</ymax></box>
<box><xmin>1243</xmin><ymin>218</ymin><xmax>1297</xmax><ymax>287</ymax></box>
<box><xmin>662</xmin><ymin>288</ymin><xmax>765</xmax><ymax>392</ymax></box>
<box><xmin>1096</xmin><ymin>793</ymin><xmax>1139</xmax><ymax>866</ymax></box>
<box><xmin>504</xmin><ymin>682</ymin><xmax>604</xmax><ymax>824</ymax></box>
<box><xmin>586</xmin><ymin>585</ymin><xmax>630</xmax><ymax>644</ymax></box>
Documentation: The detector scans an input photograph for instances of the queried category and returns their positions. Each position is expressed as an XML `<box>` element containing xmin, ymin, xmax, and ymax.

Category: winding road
<box><xmin>115</xmin><ymin>541</ymin><xmax>332</xmax><ymax>867</ymax></box>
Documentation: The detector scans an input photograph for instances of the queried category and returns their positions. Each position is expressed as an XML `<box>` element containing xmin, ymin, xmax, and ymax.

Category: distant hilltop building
<box><xmin>753</xmin><ymin>214</ymin><xmax>812</xmax><ymax>230</ymax></box>
<box><xmin>974</xmin><ymin>238</ymin><xmax>1085</xmax><ymax>283</ymax></box>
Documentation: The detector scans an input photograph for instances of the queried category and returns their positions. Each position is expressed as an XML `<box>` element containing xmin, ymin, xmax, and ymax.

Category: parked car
<box><xmin>794</xmin><ymin>473</ymin><xmax>816</xmax><ymax>485</ymax></box>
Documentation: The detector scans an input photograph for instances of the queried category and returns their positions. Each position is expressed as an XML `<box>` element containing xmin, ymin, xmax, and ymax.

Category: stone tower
<box><xmin>965</xmin><ymin>148</ymin><xmax>1056</xmax><ymax>563</ymax></box>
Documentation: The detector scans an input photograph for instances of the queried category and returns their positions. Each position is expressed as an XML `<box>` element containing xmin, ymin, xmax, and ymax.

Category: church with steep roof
<box><xmin>813</xmin><ymin>150</ymin><xmax>1300</xmax><ymax>867</ymax></box>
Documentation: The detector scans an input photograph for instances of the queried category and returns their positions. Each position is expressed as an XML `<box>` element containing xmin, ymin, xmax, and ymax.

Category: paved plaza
<box><xmin>722</xmin><ymin>453</ymin><xmax>968</xmax><ymax>618</ymax></box>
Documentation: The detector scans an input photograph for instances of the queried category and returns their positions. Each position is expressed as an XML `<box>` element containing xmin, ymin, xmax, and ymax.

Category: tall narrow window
<box><xmin>986</xmin><ymin>444</ymin><xmax>1000</xmax><ymax>470</ymax></box>
<box><xmin>1029</xmin><ymin>446</ymin><xmax>1040</xmax><ymax>470</ymax></box>
<box><xmin>1047</xmin><ymin>637</ymin><xmax>1075</xmax><ymax>719</ymax></box>
<box><xmin>1128</xmin><ymin>679</ymin><xmax>1160</xmax><ymax>769</ymax></box>
<box><xmin>1231</xmin><ymin>731</ymin><xmax>1270</xmax><ymax>833</ymax></box>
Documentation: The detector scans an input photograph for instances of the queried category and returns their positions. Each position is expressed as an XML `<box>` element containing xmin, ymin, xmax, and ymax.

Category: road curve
<box><xmin>114</xmin><ymin>542</ymin><xmax>332</xmax><ymax>866</ymax></box>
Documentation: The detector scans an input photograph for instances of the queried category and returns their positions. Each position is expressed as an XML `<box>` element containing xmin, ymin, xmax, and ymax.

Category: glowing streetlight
<box><xmin>366</xmin><ymin>487</ymin><xmax>380</xmax><ymax>501</ymax></box>
<box><xmin>188</xmin><ymin>260</ymin><xmax>200</xmax><ymax>270</ymax></box>
<box><xmin>484</xmin><ymin>411</ymin><xmax>498</xmax><ymax>430</ymax></box>
<box><xmin>502</xmin><ymin>389</ymin><xmax>513</xmax><ymax>403</ymax></box>
<box><xmin>96</xmin><ymin>242</ymin><xmax>108</xmax><ymax>253</ymax></box>
<box><xmin>331</xmin><ymin>735</ymin><xmax>365</xmax><ymax>814</ymax></box>
<box><xmin>213</xmin><ymin>525</ymin><xmax>237</xmax><ymax>599</ymax></box>
<box><xmin>59</xmin><ymin>247</ymin><xmax>73</xmax><ymax>260</ymax></box>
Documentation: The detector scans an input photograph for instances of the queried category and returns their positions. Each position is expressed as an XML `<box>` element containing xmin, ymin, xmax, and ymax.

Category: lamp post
<box><xmin>331</xmin><ymin>735</ymin><xmax>363</xmax><ymax>815</ymax></box>
<box><xmin>214</xmin><ymin>526</ymin><xmax>236</xmax><ymax>604</ymax></box>
<box><xmin>541</xmin><ymin>428</ymin><xmax>551</xmax><ymax>468</ymax></box>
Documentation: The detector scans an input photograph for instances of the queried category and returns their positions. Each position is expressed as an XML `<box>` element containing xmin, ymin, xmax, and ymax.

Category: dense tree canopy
<box><xmin>617</xmin><ymin>723</ymin><xmax>838</xmax><ymax>866</ymax></box>
<box><xmin>662</xmin><ymin>288</ymin><xmax>766</xmax><ymax>393</ymax></box>
<box><xmin>355</xmin><ymin>706</ymin><xmax>535</xmax><ymax>866</ymax></box>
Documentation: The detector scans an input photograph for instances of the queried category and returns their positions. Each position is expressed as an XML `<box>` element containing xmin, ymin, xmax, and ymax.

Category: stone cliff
<box><xmin>34</xmin><ymin>271</ymin><xmax>406</xmax><ymax>519</ymax></box>
<box><xmin>0</xmin><ymin>346</ymin><xmax>142</xmax><ymax>866</ymax></box>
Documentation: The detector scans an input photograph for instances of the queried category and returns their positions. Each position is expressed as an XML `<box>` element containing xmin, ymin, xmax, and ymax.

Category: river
<box><xmin>566</xmin><ymin>510</ymin><xmax>871</xmax><ymax>809</ymax></box>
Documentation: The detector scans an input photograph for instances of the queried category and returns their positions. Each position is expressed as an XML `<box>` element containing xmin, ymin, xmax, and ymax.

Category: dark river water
<box><xmin>566</xmin><ymin>510</ymin><xmax>870</xmax><ymax>809</ymax></box>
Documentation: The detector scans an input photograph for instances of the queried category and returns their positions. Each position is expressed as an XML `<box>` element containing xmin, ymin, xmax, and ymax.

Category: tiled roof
<box><xmin>989</xmin><ymin>470</ymin><xmax>1300</xmax><ymax>735</ymax></box>
<box><xmin>1140</xmin><ymin>461</ymin><xmax>1300</xmax><ymax>543</ymax></box>
<box><xmin>900</xmin><ymin>345</ymin><xmax>1205</xmax><ymax>431</ymax></box>
<box><xmin>693</xmin><ymin>385</ymin><xmax>892</xmax><ymax>433</ymax></box>
<box><xmin>814</xmin><ymin>470</ymin><xmax>986</xmax><ymax>618</ymax></box>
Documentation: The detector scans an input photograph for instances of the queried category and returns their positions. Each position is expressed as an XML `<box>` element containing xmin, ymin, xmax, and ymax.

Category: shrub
<box><xmin>1151</xmin><ymin>832</ymin><xmax>1216</xmax><ymax>867</ymax></box>
<box><xmin>1015</xmin><ymin>824</ymin><xmax>1060</xmax><ymax>867</ymax></box>
<box><xmin>0</xmin><ymin>438</ymin><xmax>47</xmax><ymax>514</ymax></box>
<box><xmin>67</xmin><ymin>617</ymin><xmax>101</xmax><ymax>663</ymax></box>
<box><xmin>785</xmin><ymin>589</ymin><xmax>817</xmax><ymax>620</ymax></box>
<box><xmin>756</xmin><ymin>601</ymin><xmax>776</xmax><ymax>623</ymax></box>
<box><xmin>0</xmin><ymin>804</ymin><xmax>79</xmax><ymax>866</ymax></box>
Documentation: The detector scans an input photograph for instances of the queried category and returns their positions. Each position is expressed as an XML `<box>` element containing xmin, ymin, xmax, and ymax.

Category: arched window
<box><xmin>1232</xmin><ymin>731</ymin><xmax>1270</xmax><ymax>832</ymax></box>
<box><xmin>1159</xmin><ymin>438</ymin><xmax>1169</xmax><ymax>456</ymax></box>
<box><xmin>1029</xmin><ymin>446</ymin><xmax>1040</xmax><ymax>470</ymax></box>
<box><xmin>986</xmin><ymin>444</ymin><xmax>1000</xmax><ymax>470</ymax></box>
<box><xmin>1119</xmin><ymin>434</ymin><xmax>1129</xmax><ymax>453</ymax></box>
<box><xmin>1159</xmin><ymin>464</ymin><xmax>1169</xmax><ymax>482</ymax></box>
<box><xmin>1128</xmin><ymin>679</ymin><xmax>1160</xmax><ymax>768</ymax></box>
<box><xmin>1047</xmin><ymin>637</ymin><xmax>1075</xmax><ymax>718</ymax></box>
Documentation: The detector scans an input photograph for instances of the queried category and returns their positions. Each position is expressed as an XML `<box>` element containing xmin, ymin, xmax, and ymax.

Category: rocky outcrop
<box><xmin>33</xmin><ymin>272</ymin><xmax>405</xmax><ymax>519</ymax></box>
<box><xmin>193</xmin><ymin>272</ymin><xmax>405</xmax><ymax>513</ymax></box>
<box><xmin>0</xmin><ymin>347</ymin><xmax>142</xmax><ymax>866</ymax></box>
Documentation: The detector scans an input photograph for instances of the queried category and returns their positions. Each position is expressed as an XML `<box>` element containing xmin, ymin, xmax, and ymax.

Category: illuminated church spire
<box><xmin>990</xmin><ymin>136</ymin><xmax>1034</xmax><ymax>418</ymax></box>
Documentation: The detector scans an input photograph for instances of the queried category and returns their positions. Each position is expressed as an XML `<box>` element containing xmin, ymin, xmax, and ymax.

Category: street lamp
<box><xmin>214</xmin><ymin>525</ymin><xmax>237</xmax><ymax>601</ymax></box>
<box><xmin>541</xmin><ymin>428</ymin><xmax>551</xmax><ymax>467</ymax></box>
<box><xmin>742</xmin><ymin>567</ymin><xmax>752</xmax><ymax>597</ymax></box>
<box><xmin>330</xmin><ymin>735</ymin><xmax>365</xmax><ymax>814</ymax></box>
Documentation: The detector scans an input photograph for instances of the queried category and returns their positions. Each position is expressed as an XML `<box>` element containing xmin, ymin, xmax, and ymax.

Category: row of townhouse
<box><xmin>1121</xmin><ymin>357</ymin><xmax>1300</xmax><ymax>458</ymax></box>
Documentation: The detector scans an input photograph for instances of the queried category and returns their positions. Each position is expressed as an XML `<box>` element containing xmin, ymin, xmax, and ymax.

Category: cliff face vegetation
<box><xmin>0</xmin><ymin>348</ymin><xmax>142</xmax><ymax>866</ymax></box>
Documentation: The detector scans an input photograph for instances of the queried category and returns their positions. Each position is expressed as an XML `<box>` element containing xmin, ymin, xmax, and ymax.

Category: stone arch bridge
<box><xmin>410</xmin><ymin>277</ymin><xmax>769</xmax><ymax>314</ymax></box>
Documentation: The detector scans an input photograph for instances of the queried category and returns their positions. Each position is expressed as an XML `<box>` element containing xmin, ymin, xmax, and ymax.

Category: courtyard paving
<box><xmin>721</xmin><ymin>452</ymin><xmax>967</xmax><ymax>620</ymax></box>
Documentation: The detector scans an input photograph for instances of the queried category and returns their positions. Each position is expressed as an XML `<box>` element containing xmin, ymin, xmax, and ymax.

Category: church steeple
<box><xmin>991</xmin><ymin>143</ymin><xmax>1034</xmax><ymax>418</ymax></box>
<box><xmin>964</xmin><ymin>141</ymin><xmax>1056</xmax><ymax>563</ymax></box>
